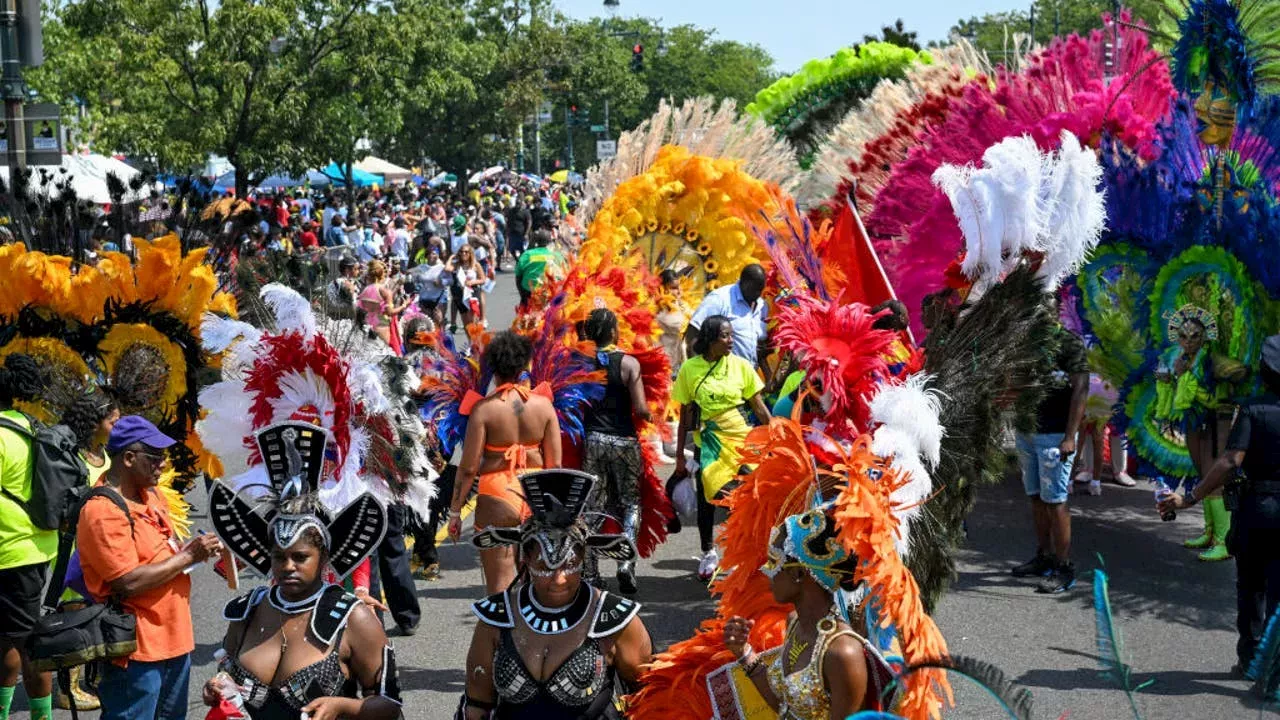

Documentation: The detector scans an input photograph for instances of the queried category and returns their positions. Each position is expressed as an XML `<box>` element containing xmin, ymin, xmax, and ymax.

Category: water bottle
<box><xmin>1040</xmin><ymin>447</ymin><xmax>1061</xmax><ymax>471</ymax></box>
<box><xmin>1154</xmin><ymin>481</ymin><xmax>1177</xmax><ymax>522</ymax></box>
<box><xmin>210</xmin><ymin>650</ymin><xmax>247</xmax><ymax>716</ymax></box>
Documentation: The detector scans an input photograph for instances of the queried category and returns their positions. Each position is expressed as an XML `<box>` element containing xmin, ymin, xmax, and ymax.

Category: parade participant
<box><xmin>359</xmin><ymin>260</ymin><xmax>416</xmax><ymax>354</ymax></box>
<box><xmin>655</xmin><ymin>269</ymin><xmax>690</xmax><ymax>376</ymax></box>
<box><xmin>1159</xmin><ymin>334</ymin><xmax>1280</xmax><ymax>678</ymax></box>
<box><xmin>670</xmin><ymin>315</ymin><xmax>772</xmax><ymax>581</ymax></box>
<box><xmin>205</xmin><ymin>422</ymin><xmax>400</xmax><ymax>720</ymax></box>
<box><xmin>459</xmin><ymin>469</ymin><xmax>652</xmax><ymax>720</ymax></box>
<box><xmin>580</xmin><ymin>309</ymin><xmax>651</xmax><ymax>593</ymax></box>
<box><xmin>505</xmin><ymin>198</ymin><xmax>532</xmax><ymax>260</ymax></box>
<box><xmin>1156</xmin><ymin>309</ymin><xmax>1238</xmax><ymax>561</ymax></box>
<box><xmin>687</xmin><ymin>264</ymin><xmax>770</xmax><ymax>375</ymax></box>
<box><xmin>0</xmin><ymin>355</ymin><xmax>53</xmax><ymax>720</ymax></box>
<box><xmin>449</xmin><ymin>331</ymin><xmax>562</xmax><ymax>593</ymax></box>
<box><xmin>722</xmin><ymin>504</ymin><xmax>898</xmax><ymax>717</ymax></box>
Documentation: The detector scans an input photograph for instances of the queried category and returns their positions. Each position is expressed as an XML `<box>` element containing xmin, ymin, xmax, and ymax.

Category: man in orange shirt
<box><xmin>76</xmin><ymin>416</ymin><xmax>221</xmax><ymax>720</ymax></box>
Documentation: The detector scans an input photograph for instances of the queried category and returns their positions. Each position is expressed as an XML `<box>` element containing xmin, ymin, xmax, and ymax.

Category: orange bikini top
<box><xmin>462</xmin><ymin>382</ymin><xmax>554</xmax><ymax>469</ymax></box>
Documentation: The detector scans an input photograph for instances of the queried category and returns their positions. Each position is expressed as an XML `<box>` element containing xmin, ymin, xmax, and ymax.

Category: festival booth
<box><xmin>0</xmin><ymin>152</ymin><xmax>151</xmax><ymax>204</ymax></box>
<box><xmin>323</xmin><ymin>162</ymin><xmax>384</xmax><ymax>187</ymax></box>
<box><xmin>354</xmin><ymin>156</ymin><xmax>413</xmax><ymax>184</ymax></box>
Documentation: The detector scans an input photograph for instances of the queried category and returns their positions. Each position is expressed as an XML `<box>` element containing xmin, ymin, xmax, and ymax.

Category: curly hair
<box><xmin>692</xmin><ymin>315</ymin><xmax>731</xmax><ymax>357</ymax></box>
<box><xmin>583</xmin><ymin>308</ymin><xmax>618</xmax><ymax>346</ymax></box>
<box><xmin>62</xmin><ymin>388</ymin><xmax>118</xmax><ymax>449</ymax></box>
<box><xmin>0</xmin><ymin>353</ymin><xmax>45</xmax><ymax>406</ymax></box>
<box><xmin>484</xmin><ymin>330</ymin><xmax>533</xmax><ymax>381</ymax></box>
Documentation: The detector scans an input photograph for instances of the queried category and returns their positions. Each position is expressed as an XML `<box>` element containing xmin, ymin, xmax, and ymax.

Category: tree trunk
<box><xmin>231</xmin><ymin>156</ymin><xmax>247</xmax><ymax>198</ymax></box>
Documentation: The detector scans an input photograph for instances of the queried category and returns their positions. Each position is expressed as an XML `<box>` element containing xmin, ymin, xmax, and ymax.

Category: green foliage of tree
<box><xmin>946</xmin><ymin>0</ymin><xmax>1165</xmax><ymax>61</ymax></box>
<box><xmin>863</xmin><ymin>19</ymin><xmax>921</xmax><ymax>52</ymax></box>
<box><xmin>32</xmin><ymin>0</ymin><xmax>777</xmax><ymax>178</ymax></box>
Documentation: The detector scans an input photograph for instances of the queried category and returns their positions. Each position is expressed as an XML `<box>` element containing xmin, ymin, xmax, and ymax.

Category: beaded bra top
<box><xmin>766</xmin><ymin>613</ymin><xmax>857</xmax><ymax>720</ymax></box>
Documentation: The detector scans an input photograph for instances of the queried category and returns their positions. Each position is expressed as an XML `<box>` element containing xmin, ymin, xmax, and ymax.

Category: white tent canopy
<box><xmin>0</xmin><ymin>153</ymin><xmax>149</xmax><ymax>204</ymax></box>
<box><xmin>354</xmin><ymin>156</ymin><xmax>413</xmax><ymax>183</ymax></box>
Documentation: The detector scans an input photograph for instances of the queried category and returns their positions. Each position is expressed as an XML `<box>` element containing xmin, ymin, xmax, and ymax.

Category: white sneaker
<box><xmin>697</xmin><ymin>548</ymin><xmax>719</xmax><ymax>581</ymax></box>
<box><xmin>1073</xmin><ymin>471</ymin><xmax>1093</xmax><ymax>485</ymax></box>
<box><xmin>1087</xmin><ymin>479</ymin><xmax>1103</xmax><ymax>496</ymax></box>
<box><xmin>1113</xmin><ymin>472</ymin><xmax>1137</xmax><ymax>487</ymax></box>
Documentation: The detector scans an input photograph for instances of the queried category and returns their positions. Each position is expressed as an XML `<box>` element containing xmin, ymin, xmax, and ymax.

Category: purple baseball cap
<box><xmin>106</xmin><ymin>415</ymin><xmax>178</xmax><ymax>455</ymax></box>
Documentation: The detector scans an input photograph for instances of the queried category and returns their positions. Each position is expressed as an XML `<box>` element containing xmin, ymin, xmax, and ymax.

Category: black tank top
<box><xmin>583</xmin><ymin>350</ymin><xmax>636</xmax><ymax>438</ymax></box>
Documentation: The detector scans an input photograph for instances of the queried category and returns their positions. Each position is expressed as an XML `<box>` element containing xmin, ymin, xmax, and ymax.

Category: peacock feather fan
<box><xmin>1246</xmin><ymin>609</ymin><xmax>1280</xmax><ymax>700</ymax></box>
<box><xmin>1094</xmin><ymin>557</ymin><xmax>1154</xmax><ymax>719</ymax></box>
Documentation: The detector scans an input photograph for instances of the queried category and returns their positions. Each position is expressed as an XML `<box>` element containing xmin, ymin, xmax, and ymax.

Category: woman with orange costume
<box><xmin>448</xmin><ymin>331</ymin><xmax>562</xmax><ymax>593</ymax></box>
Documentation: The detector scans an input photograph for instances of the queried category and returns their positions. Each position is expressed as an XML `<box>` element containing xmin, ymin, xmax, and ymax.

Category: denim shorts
<box><xmin>1017</xmin><ymin>433</ymin><xmax>1072</xmax><ymax>504</ymax></box>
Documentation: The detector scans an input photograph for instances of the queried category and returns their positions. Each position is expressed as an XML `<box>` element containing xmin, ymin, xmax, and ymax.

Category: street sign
<box><xmin>24</xmin><ymin>103</ymin><xmax>61</xmax><ymax>165</ymax></box>
<box><xmin>590</xmin><ymin>124</ymin><xmax>606</xmax><ymax>133</ymax></box>
<box><xmin>537</xmin><ymin>101</ymin><xmax>554</xmax><ymax>123</ymax></box>
<box><xmin>596</xmin><ymin>140</ymin><xmax>617</xmax><ymax>159</ymax></box>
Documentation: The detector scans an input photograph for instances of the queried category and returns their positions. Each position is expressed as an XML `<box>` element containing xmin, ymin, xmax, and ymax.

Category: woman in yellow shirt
<box><xmin>669</xmin><ymin>315</ymin><xmax>772</xmax><ymax>580</ymax></box>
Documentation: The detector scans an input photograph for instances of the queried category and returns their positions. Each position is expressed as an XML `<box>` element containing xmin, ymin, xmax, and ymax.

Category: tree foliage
<box><xmin>862</xmin><ymin>19</ymin><xmax>921</xmax><ymax>52</ymax></box>
<box><xmin>32</xmin><ymin>0</ymin><xmax>776</xmax><ymax>177</ymax></box>
<box><xmin>947</xmin><ymin>0</ymin><xmax>1166</xmax><ymax>61</ymax></box>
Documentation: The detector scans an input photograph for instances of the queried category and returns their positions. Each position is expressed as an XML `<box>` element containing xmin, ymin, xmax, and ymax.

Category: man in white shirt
<box><xmin>686</xmin><ymin>264</ymin><xmax>770</xmax><ymax>375</ymax></box>
<box><xmin>389</xmin><ymin>217</ymin><xmax>411</xmax><ymax>263</ymax></box>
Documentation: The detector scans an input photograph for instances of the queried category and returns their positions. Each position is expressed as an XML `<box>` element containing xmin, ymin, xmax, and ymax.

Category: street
<box><xmin>30</xmin><ymin>270</ymin><xmax>1266</xmax><ymax>720</ymax></box>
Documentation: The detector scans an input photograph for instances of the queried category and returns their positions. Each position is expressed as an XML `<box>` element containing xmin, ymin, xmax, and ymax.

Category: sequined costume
<box><xmin>765</xmin><ymin>612</ymin><xmax>895</xmax><ymax>720</ymax></box>
<box><xmin>473</xmin><ymin>583</ymin><xmax>640</xmax><ymax>719</ymax></box>
<box><xmin>461</xmin><ymin>469</ymin><xmax>646</xmax><ymax>720</ymax></box>
<box><xmin>220</xmin><ymin>586</ymin><xmax>401</xmax><ymax>720</ymax></box>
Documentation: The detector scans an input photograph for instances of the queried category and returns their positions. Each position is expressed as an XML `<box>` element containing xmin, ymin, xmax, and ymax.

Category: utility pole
<box><xmin>603</xmin><ymin>98</ymin><xmax>610</xmax><ymax>140</ymax></box>
<box><xmin>0</xmin><ymin>0</ymin><xmax>34</xmax><ymax>174</ymax></box>
<box><xmin>565</xmin><ymin>104</ymin><xmax>574</xmax><ymax>171</ymax></box>
<box><xmin>534</xmin><ymin>112</ymin><xmax>542</xmax><ymax>176</ymax></box>
<box><xmin>1029</xmin><ymin>4</ymin><xmax>1036</xmax><ymax>43</ymax></box>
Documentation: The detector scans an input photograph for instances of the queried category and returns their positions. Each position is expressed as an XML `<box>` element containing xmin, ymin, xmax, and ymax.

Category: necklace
<box><xmin>268</xmin><ymin>584</ymin><xmax>326</xmax><ymax>615</ymax></box>
<box><xmin>786</xmin><ymin>636</ymin><xmax>811</xmax><ymax>669</ymax></box>
<box><xmin>517</xmin><ymin>583</ymin><xmax>591</xmax><ymax>635</ymax></box>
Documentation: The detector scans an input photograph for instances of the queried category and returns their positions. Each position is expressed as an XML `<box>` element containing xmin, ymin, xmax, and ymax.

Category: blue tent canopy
<box><xmin>323</xmin><ymin>162</ymin><xmax>384</xmax><ymax>187</ymax></box>
<box><xmin>210</xmin><ymin>170</ymin><xmax>330</xmax><ymax>191</ymax></box>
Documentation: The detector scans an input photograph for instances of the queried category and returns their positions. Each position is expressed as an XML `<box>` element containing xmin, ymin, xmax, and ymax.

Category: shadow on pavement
<box><xmin>958</xmin><ymin>475</ymin><xmax>1236</xmax><ymax>633</ymax></box>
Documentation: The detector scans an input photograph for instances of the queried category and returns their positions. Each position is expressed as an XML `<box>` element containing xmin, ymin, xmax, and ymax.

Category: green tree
<box><xmin>863</xmin><ymin>19</ymin><xmax>921</xmax><ymax>51</ymax></box>
<box><xmin>34</xmin><ymin>0</ymin><xmax>403</xmax><ymax>195</ymax></box>
<box><xmin>947</xmin><ymin>0</ymin><xmax>1165</xmax><ymax>60</ymax></box>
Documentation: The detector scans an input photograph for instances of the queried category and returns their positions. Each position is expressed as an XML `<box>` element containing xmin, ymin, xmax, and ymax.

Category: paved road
<box><xmin>31</xmin><ymin>269</ymin><xmax>1265</xmax><ymax>719</ymax></box>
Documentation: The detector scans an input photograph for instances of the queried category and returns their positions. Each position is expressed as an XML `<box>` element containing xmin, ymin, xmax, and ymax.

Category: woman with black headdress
<box><xmin>458</xmin><ymin>469</ymin><xmax>652</xmax><ymax>720</ymax></box>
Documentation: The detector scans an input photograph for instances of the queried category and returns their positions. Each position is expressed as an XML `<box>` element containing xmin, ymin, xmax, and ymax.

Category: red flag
<box><xmin>827</xmin><ymin>201</ymin><xmax>904</xmax><ymax>335</ymax></box>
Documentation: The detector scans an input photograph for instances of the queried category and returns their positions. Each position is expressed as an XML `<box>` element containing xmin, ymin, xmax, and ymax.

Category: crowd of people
<box><xmin>2</xmin><ymin>4</ymin><xmax>1280</xmax><ymax>718</ymax></box>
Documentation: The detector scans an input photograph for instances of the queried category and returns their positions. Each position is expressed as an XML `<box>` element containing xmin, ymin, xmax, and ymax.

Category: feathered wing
<box><xmin>870</xmin><ymin>374</ymin><xmax>944</xmax><ymax>559</ymax></box>
<box><xmin>417</xmin><ymin>329</ymin><xmax>484</xmax><ymax>457</ymax></box>
<box><xmin>912</xmin><ymin>266</ymin><xmax>1057</xmax><ymax>610</ymax></box>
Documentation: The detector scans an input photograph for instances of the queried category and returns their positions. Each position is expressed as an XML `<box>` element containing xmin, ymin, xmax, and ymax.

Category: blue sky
<box><xmin>556</xmin><ymin>0</ymin><xmax>1023</xmax><ymax>72</ymax></box>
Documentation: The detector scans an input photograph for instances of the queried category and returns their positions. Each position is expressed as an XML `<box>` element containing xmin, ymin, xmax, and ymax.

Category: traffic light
<box><xmin>631</xmin><ymin>43</ymin><xmax>644</xmax><ymax>72</ymax></box>
<box><xmin>569</xmin><ymin>105</ymin><xmax>590</xmax><ymax>126</ymax></box>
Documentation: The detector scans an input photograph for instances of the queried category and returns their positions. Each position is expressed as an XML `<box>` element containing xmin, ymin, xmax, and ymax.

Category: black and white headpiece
<box><xmin>473</xmin><ymin>469</ymin><xmax>636</xmax><ymax>569</ymax></box>
<box><xmin>210</xmin><ymin>421</ymin><xmax>388</xmax><ymax>580</ymax></box>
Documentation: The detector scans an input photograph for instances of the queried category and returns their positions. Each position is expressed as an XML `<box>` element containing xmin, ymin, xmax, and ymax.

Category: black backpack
<box><xmin>0</xmin><ymin>414</ymin><xmax>89</xmax><ymax>531</ymax></box>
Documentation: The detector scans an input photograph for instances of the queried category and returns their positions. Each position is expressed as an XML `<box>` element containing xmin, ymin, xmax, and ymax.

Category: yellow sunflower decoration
<box><xmin>0</xmin><ymin>336</ymin><xmax>93</xmax><ymax>422</ymax></box>
<box><xmin>582</xmin><ymin>145</ymin><xmax>775</xmax><ymax>308</ymax></box>
<box><xmin>98</xmin><ymin>323</ymin><xmax>188</xmax><ymax>423</ymax></box>
<box><xmin>0</xmin><ymin>235</ymin><xmax>235</xmax><ymax>481</ymax></box>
